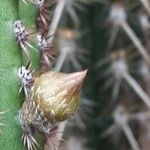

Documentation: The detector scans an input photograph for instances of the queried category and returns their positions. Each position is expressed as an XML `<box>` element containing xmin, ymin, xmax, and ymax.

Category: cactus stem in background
<box><xmin>109</xmin><ymin>2</ymin><xmax>150</xmax><ymax>63</ymax></box>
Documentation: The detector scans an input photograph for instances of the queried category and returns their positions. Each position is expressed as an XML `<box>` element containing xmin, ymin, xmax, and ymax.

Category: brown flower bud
<box><xmin>31</xmin><ymin>70</ymin><xmax>87</xmax><ymax>122</ymax></box>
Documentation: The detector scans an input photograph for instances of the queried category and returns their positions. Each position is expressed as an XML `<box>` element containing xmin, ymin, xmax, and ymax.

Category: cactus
<box><xmin>0</xmin><ymin>0</ymin><xmax>42</xmax><ymax>149</ymax></box>
<box><xmin>0</xmin><ymin>0</ymin><xmax>87</xmax><ymax>150</ymax></box>
<box><xmin>1</xmin><ymin>0</ymin><xmax>150</xmax><ymax>150</ymax></box>
<box><xmin>0</xmin><ymin>0</ymin><xmax>23</xmax><ymax>149</ymax></box>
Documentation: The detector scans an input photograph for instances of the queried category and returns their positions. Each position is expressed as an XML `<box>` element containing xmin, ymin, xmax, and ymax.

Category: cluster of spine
<box><xmin>11</xmin><ymin>0</ymin><xmax>88</xmax><ymax>150</ymax></box>
<box><xmin>15</xmin><ymin>1</ymin><xmax>149</xmax><ymax>150</ymax></box>
<box><xmin>14</xmin><ymin>1</ymin><xmax>64</xmax><ymax>149</ymax></box>
<box><xmin>2</xmin><ymin>0</ymin><xmax>149</xmax><ymax>150</ymax></box>
<box><xmin>1</xmin><ymin>0</ymin><xmax>99</xmax><ymax>149</ymax></box>
<box><xmin>95</xmin><ymin>1</ymin><xmax>150</xmax><ymax>150</ymax></box>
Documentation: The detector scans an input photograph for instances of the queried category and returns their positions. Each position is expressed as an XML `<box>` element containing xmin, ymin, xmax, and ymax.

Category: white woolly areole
<box><xmin>113</xmin><ymin>106</ymin><xmax>128</xmax><ymax>126</ymax></box>
<box><xmin>18</xmin><ymin>66</ymin><xmax>32</xmax><ymax>88</ymax></box>
<box><xmin>37</xmin><ymin>34</ymin><xmax>48</xmax><ymax>49</ymax></box>
<box><xmin>109</xmin><ymin>3</ymin><xmax>127</xmax><ymax>25</ymax></box>
<box><xmin>13</xmin><ymin>20</ymin><xmax>27</xmax><ymax>41</ymax></box>
<box><xmin>35</xmin><ymin>0</ymin><xmax>45</xmax><ymax>8</ymax></box>
<box><xmin>139</xmin><ymin>14</ymin><xmax>150</xmax><ymax>30</ymax></box>
<box><xmin>111</xmin><ymin>58</ymin><xmax>128</xmax><ymax>79</ymax></box>
<box><xmin>58</xmin><ymin>36</ymin><xmax>76</xmax><ymax>54</ymax></box>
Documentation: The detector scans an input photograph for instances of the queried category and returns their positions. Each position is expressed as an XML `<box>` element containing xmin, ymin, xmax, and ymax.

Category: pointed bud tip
<box><xmin>72</xmin><ymin>69</ymin><xmax>88</xmax><ymax>79</ymax></box>
<box><xmin>68</xmin><ymin>69</ymin><xmax>88</xmax><ymax>92</ymax></box>
<box><xmin>69</xmin><ymin>69</ymin><xmax>88</xmax><ymax>87</ymax></box>
<box><xmin>77</xmin><ymin>69</ymin><xmax>88</xmax><ymax>79</ymax></box>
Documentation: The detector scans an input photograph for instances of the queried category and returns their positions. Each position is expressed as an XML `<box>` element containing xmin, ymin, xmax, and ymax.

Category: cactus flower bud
<box><xmin>20</xmin><ymin>70</ymin><xmax>87</xmax><ymax>150</ymax></box>
<box><xmin>31</xmin><ymin>70</ymin><xmax>87</xmax><ymax>122</ymax></box>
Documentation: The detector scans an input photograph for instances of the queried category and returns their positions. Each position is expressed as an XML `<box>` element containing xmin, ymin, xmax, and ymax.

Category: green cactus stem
<box><xmin>0</xmin><ymin>0</ymin><xmax>41</xmax><ymax>149</ymax></box>
<box><xmin>0</xmin><ymin>0</ymin><xmax>23</xmax><ymax>149</ymax></box>
<box><xmin>19</xmin><ymin>0</ymin><xmax>40</xmax><ymax>70</ymax></box>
